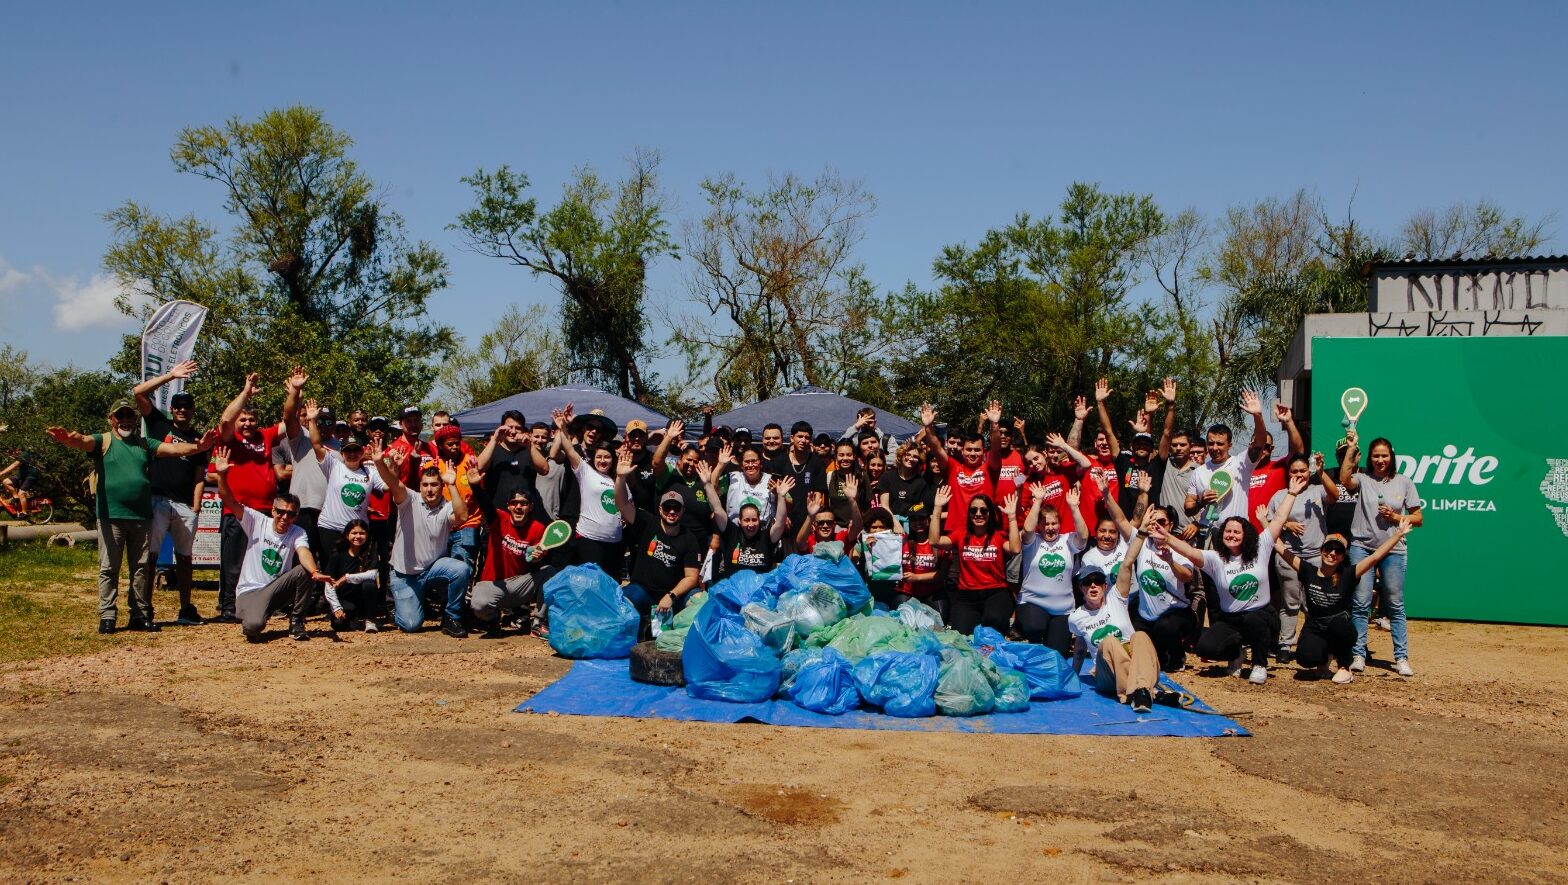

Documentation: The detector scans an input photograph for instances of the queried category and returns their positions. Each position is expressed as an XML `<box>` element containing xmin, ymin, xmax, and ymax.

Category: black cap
<box><xmin>1131</xmin><ymin>432</ymin><xmax>1155</xmax><ymax>449</ymax></box>
<box><xmin>400</xmin><ymin>406</ymin><xmax>422</xmax><ymax>419</ymax></box>
<box><xmin>812</xmin><ymin>432</ymin><xmax>833</xmax><ymax>446</ymax></box>
<box><xmin>169</xmin><ymin>391</ymin><xmax>195</xmax><ymax>408</ymax></box>
<box><xmin>316</xmin><ymin>406</ymin><xmax>336</xmax><ymax>424</ymax></box>
<box><xmin>368</xmin><ymin>416</ymin><xmax>390</xmax><ymax>431</ymax></box>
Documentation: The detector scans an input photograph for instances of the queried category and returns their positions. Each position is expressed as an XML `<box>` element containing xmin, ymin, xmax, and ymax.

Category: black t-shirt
<box><xmin>825</xmin><ymin>467</ymin><xmax>864</xmax><ymax>524</ymax></box>
<box><xmin>626</xmin><ymin>509</ymin><xmax>703</xmax><ymax>595</ymax></box>
<box><xmin>881</xmin><ymin>470</ymin><xmax>930</xmax><ymax>518</ymax></box>
<box><xmin>144</xmin><ymin>408</ymin><xmax>207</xmax><ymax>503</ymax></box>
<box><xmin>718</xmin><ymin>523</ymin><xmax>775</xmax><ymax>577</ymax></box>
<box><xmin>770</xmin><ymin>451</ymin><xmax>827</xmax><ymax>530</ymax></box>
<box><xmin>325</xmin><ymin>548</ymin><xmax>377</xmax><ymax>580</ymax></box>
<box><xmin>1327</xmin><ymin>479</ymin><xmax>1358</xmax><ymax>538</ymax></box>
<box><xmin>480</xmin><ymin>442</ymin><xmax>539</xmax><ymax>514</ymax></box>
<box><xmin>658</xmin><ymin>468</ymin><xmax>715</xmax><ymax>540</ymax></box>
<box><xmin>629</xmin><ymin>450</ymin><xmax>657</xmax><ymax>515</ymax></box>
<box><xmin>1297</xmin><ymin>560</ymin><xmax>1355</xmax><ymax>621</ymax></box>
<box><xmin>1114</xmin><ymin>451</ymin><xmax>1166</xmax><ymax>517</ymax></box>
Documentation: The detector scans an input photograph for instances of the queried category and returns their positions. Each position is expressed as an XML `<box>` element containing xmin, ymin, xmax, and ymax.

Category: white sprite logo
<box><xmin>1541</xmin><ymin>460</ymin><xmax>1568</xmax><ymax>539</ymax></box>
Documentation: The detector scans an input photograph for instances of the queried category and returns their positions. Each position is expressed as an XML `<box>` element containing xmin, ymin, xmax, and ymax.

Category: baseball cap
<box><xmin>812</xmin><ymin>432</ymin><xmax>833</xmax><ymax>446</ymax></box>
<box><xmin>1075</xmin><ymin>564</ymin><xmax>1109</xmax><ymax>584</ymax></box>
<box><xmin>340</xmin><ymin>436</ymin><xmax>364</xmax><ymax>451</ymax></box>
<box><xmin>1322</xmin><ymin>533</ymin><xmax>1349</xmax><ymax>553</ymax></box>
<box><xmin>1130</xmin><ymin>432</ymin><xmax>1155</xmax><ymax>449</ymax></box>
<box><xmin>315</xmin><ymin>406</ymin><xmax>336</xmax><ymax>424</ymax></box>
<box><xmin>368</xmin><ymin>415</ymin><xmax>389</xmax><ymax>431</ymax></box>
<box><xmin>400</xmin><ymin>406</ymin><xmax>422</xmax><ymax>420</ymax></box>
<box><xmin>625</xmin><ymin>419</ymin><xmax>649</xmax><ymax>435</ymax></box>
<box><xmin>109</xmin><ymin>399</ymin><xmax>137</xmax><ymax>416</ymax></box>
<box><xmin>169</xmin><ymin>391</ymin><xmax>195</xmax><ymax>408</ymax></box>
<box><xmin>659</xmin><ymin>491</ymin><xmax>685</xmax><ymax>509</ymax></box>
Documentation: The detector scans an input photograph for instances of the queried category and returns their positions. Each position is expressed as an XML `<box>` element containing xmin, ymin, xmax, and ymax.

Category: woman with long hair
<box><xmin>318</xmin><ymin>518</ymin><xmax>381</xmax><ymax>632</ymax></box>
<box><xmin>1015</xmin><ymin>481</ymin><xmax>1090</xmax><ymax>657</ymax></box>
<box><xmin>551</xmin><ymin>407</ymin><xmax>626</xmax><ymax>578</ymax></box>
<box><xmin>1266</xmin><ymin>452</ymin><xmax>1340</xmax><ymax>658</ymax></box>
<box><xmin>931</xmin><ymin>486</ymin><xmax>1020</xmax><ymax>635</ymax></box>
<box><xmin>1337</xmin><ymin>429</ymin><xmax>1424</xmax><ymax>676</ymax></box>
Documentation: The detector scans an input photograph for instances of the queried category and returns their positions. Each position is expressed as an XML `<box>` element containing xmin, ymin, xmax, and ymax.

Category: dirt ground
<box><xmin>1</xmin><ymin>612</ymin><xmax>1565</xmax><ymax>884</ymax></box>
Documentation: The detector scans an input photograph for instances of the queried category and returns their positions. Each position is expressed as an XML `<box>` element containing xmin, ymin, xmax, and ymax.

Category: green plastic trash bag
<box><xmin>992</xmin><ymin>666</ymin><xmax>1031</xmax><ymax>713</ymax></box>
<box><xmin>825</xmin><ymin>615</ymin><xmax>911</xmax><ymax>662</ymax></box>
<box><xmin>654</xmin><ymin>591</ymin><xmax>708</xmax><ymax>653</ymax></box>
<box><xmin>934</xmin><ymin>648</ymin><xmax>996</xmax><ymax>716</ymax></box>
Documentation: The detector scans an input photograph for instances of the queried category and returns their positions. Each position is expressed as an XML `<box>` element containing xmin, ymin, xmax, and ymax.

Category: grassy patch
<box><xmin>0</xmin><ymin>542</ymin><xmax>196</xmax><ymax>666</ymax></box>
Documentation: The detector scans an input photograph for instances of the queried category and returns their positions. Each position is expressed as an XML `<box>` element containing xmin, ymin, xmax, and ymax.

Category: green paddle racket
<box><xmin>1204</xmin><ymin>470</ymin><xmax>1233</xmax><ymax>523</ymax></box>
<box><xmin>1338</xmin><ymin>386</ymin><xmax>1369</xmax><ymax>450</ymax></box>
<box><xmin>539</xmin><ymin>519</ymin><xmax>574</xmax><ymax>551</ymax></box>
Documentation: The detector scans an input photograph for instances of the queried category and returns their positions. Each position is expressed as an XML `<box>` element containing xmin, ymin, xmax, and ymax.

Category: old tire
<box><xmin>629</xmin><ymin>640</ymin><xmax>685</xmax><ymax>687</ymax></box>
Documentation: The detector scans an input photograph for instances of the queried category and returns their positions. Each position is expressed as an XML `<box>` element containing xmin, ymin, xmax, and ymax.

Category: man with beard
<box><xmin>1114</xmin><ymin>378</ymin><xmax>1179</xmax><ymax>520</ymax></box>
<box><xmin>1184</xmin><ymin>391</ymin><xmax>1272</xmax><ymax>532</ymax></box>
<box><xmin>48</xmin><ymin>399</ymin><xmax>217</xmax><ymax>633</ymax></box>
<box><xmin>133</xmin><ymin>359</ymin><xmax>209</xmax><ymax>625</ymax></box>
<box><xmin>216</xmin><ymin>369</ymin><xmax>306</xmax><ymax>622</ymax></box>
<box><xmin>1245</xmin><ymin>401</ymin><xmax>1305</xmax><ymax>531</ymax></box>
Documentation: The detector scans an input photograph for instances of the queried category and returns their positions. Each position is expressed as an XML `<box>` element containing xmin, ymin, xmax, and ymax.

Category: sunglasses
<box><xmin>814</xmin><ymin>520</ymin><xmax>837</xmax><ymax>528</ymax></box>
<box><xmin>660</xmin><ymin>503</ymin><xmax>684</xmax><ymax>513</ymax></box>
<box><xmin>1082</xmin><ymin>576</ymin><xmax>1107</xmax><ymax>586</ymax></box>
<box><xmin>969</xmin><ymin>507</ymin><xmax>990</xmax><ymax>515</ymax></box>
<box><xmin>272</xmin><ymin>508</ymin><xmax>299</xmax><ymax>518</ymax></box>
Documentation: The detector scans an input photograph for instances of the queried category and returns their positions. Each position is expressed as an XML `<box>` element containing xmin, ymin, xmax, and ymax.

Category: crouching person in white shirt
<box><xmin>211</xmin><ymin>446</ymin><xmax>324</xmax><ymax>642</ymax></box>
<box><xmin>372</xmin><ymin>446</ymin><xmax>472</xmax><ymax>637</ymax></box>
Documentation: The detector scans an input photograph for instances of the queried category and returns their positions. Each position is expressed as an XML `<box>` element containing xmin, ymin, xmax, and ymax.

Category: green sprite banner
<box><xmin>1311</xmin><ymin>336</ymin><xmax>1568</xmax><ymax>626</ymax></box>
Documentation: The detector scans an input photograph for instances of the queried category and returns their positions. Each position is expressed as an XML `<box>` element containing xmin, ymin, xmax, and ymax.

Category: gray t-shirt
<box><xmin>1267</xmin><ymin>484</ymin><xmax>1328</xmax><ymax>558</ymax></box>
<box><xmin>391</xmin><ymin>493</ymin><xmax>454</xmax><ymax>576</ymax></box>
<box><xmin>271</xmin><ymin>431</ymin><xmax>332</xmax><ymax>510</ymax></box>
<box><xmin>534</xmin><ymin>459</ymin><xmax>566</xmax><ymax>520</ymax></box>
<box><xmin>1349</xmin><ymin>472</ymin><xmax>1422</xmax><ymax>554</ymax></box>
<box><xmin>1159</xmin><ymin>458</ymin><xmax>1197</xmax><ymax>529</ymax></box>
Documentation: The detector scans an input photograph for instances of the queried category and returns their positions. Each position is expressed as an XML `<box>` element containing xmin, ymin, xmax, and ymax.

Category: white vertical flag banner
<box><xmin>140</xmin><ymin>300</ymin><xmax>208</xmax><ymax>412</ymax></box>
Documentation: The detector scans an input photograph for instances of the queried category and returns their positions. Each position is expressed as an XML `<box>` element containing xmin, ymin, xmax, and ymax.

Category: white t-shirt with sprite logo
<box><xmin>1200</xmin><ymin>528</ymin><xmax>1275</xmax><ymax>613</ymax></box>
<box><xmin>573</xmin><ymin>461</ymin><xmax>624</xmax><ymax>543</ymax></box>
<box><xmin>318</xmin><ymin>450</ymin><xmax>387</xmax><ymax>531</ymax></box>
<box><xmin>237</xmin><ymin>506</ymin><xmax>310</xmax><ymax>595</ymax></box>
<box><xmin>1019</xmin><ymin>532</ymin><xmax>1086</xmax><ymax>615</ymax></box>
<box><xmin>1132</xmin><ymin>542</ymin><xmax>1189</xmax><ymax>621</ymax></box>
<box><xmin>1187</xmin><ymin>453</ymin><xmax>1254</xmax><ymax>526</ymax></box>
<box><xmin>1079</xmin><ymin>538</ymin><xmax>1129</xmax><ymax>588</ymax></box>
<box><xmin>1069</xmin><ymin>588</ymin><xmax>1134</xmax><ymax>653</ymax></box>
<box><xmin>723</xmin><ymin>471</ymin><xmax>775</xmax><ymax>524</ymax></box>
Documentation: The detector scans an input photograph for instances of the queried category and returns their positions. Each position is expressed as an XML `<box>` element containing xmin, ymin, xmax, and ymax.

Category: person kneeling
<box><xmin>1070</xmin><ymin>552</ymin><xmax>1161</xmax><ymax>714</ymax></box>
<box><xmin>372</xmin><ymin>446</ymin><xmax>473</xmax><ymax>637</ymax></box>
<box><xmin>211</xmin><ymin>446</ymin><xmax>323</xmax><ymax>641</ymax></box>
<box><xmin>471</xmin><ymin>490</ymin><xmax>555</xmax><ymax>638</ymax></box>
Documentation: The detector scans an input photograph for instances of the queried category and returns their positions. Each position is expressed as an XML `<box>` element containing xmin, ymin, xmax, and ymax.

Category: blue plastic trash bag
<box><xmin>895</xmin><ymin>598</ymin><xmax>943</xmax><ymax>631</ymax></box>
<box><xmin>683</xmin><ymin>603</ymin><xmax>782</xmax><ymax>703</ymax></box>
<box><xmin>934</xmin><ymin>649</ymin><xmax>996</xmax><ymax>716</ymax></box>
<box><xmin>776</xmin><ymin>584</ymin><xmax>847</xmax><ymax>637</ymax></box>
<box><xmin>992</xmin><ymin>666</ymin><xmax>1031</xmax><ymax>713</ymax></box>
<box><xmin>779</xmin><ymin>647</ymin><xmax>826</xmax><ymax>694</ymax></box>
<box><xmin>971</xmin><ymin>626</ymin><xmax>1007</xmax><ymax>655</ymax></box>
<box><xmin>790</xmin><ymin>647</ymin><xmax>860</xmax><ymax>715</ymax></box>
<box><xmin>741</xmin><ymin>602</ymin><xmax>796</xmax><ymax>653</ymax></box>
<box><xmin>987</xmin><ymin>641</ymin><xmax>1084</xmax><ymax>701</ymax></box>
<box><xmin>708</xmin><ymin>569</ymin><xmax>774</xmax><ymax>613</ymax></box>
<box><xmin>853</xmin><ymin>651</ymin><xmax>940</xmax><ymax>718</ymax></box>
<box><xmin>541</xmin><ymin>564</ymin><xmax>639</xmax><ymax>659</ymax></box>
<box><xmin>772</xmin><ymin>554</ymin><xmax>872</xmax><ymax>616</ymax></box>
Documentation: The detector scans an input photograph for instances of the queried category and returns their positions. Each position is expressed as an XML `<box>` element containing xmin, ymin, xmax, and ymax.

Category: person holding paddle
<box><xmin>1337</xmin><ymin>428</ymin><xmax>1424</xmax><ymax>677</ymax></box>
<box><xmin>1183</xmin><ymin>391</ymin><xmax>1272</xmax><ymax>541</ymax></box>
<box><xmin>469</xmin><ymin>489</ymin><xmax>558</xmax><ymax>639</ymax></box>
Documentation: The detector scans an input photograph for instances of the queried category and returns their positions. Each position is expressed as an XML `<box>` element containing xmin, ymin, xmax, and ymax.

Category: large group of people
<box><xmin>50</xmin><ymin>363</ymin><xmax>1426</xmax><ymax>705</ymax></box>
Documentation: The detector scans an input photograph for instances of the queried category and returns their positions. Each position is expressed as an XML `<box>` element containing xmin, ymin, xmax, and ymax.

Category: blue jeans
<box><xmin>448</xmin><ymin>526</ymin><xmax>479</xmax><ymax>571</ymax></box>
<box><xmin>390</xmin><ymin>558</ymin><xmax>471</xmax><ymax>632</ymax></box>
<box><xmin>621</xmin><ymin>582</ymin><xmax>686</xmax><ymax>639</ymax></box>
<box><xmin>1348</xmin><ymin>545</ymin><xmax>1408</xmax><ymax>661</ymax></box>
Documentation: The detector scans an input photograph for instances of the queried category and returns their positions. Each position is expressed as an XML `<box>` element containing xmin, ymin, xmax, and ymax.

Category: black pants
<box><xmin>219</xmin><ymin>512</ymin><xmax>246</xmax><ymax>617</ymax></box>
<box><xmin>870</xmin><ymin>580</ymin><xmax>910</xmax><ymax>610</ymax></box>
<box><xmin>318</xmin><ymin>526</ymin><xmax>344</xmax><ymax>562</ymax></box>
<box><xmin>948</xmin><ymin>586</ymin><xmax>1014</xmax><ymax>637</ymax></box>
<box><xmin>575</xmin><ymin>537</ymin><xmax>625</xmax><ymax>582</ymax></box>
<box><xmin>296</xmin><ymin>507</ymin><xmax>322</xmax><ymax>557</ymax></box>
<box><xmin>1014</xmin><ymin>602</ymin><xmax>1072</xmax><ymax>658</ymax></box>
<box><xmin>1297</xmin><ymin>613</ymin><xmax>1356</xmax><ymax>669</ymax></box>
<box><xmin>1195</xmin><ymin>607</ymin><xmax>1280</xmax><ymax>667</ymax></box>
<box><xmin>369</xmin><ymin>515</ymin><xmax>395</xmax><ymax>597</ymax></box>
<box><xmin>1132</xmin><ymin>606</ymin><xmax>1198</xmax><ymax>672</ymax></box>
<box><xmin>336</xmin><ymin>578</ymin><xmax>381</xmax><ymax>625</ymax></box>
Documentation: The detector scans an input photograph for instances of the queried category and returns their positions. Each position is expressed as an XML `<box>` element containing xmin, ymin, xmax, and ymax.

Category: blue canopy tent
<box><xmin>710</xmin><ymin>385</ymin><xmax>919</xmax><ymax>441</ymax></box>
<box><xmin>451</xmin><ymin>386</ymin><xmax>668</xmax><ymax>438</ymax></box>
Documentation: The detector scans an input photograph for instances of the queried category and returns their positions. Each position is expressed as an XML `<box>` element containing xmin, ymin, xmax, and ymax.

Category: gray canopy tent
<box><xmin>710</xmin><ymin>385</ymin><xmax>919</xmax><ymax>440</ymax></box>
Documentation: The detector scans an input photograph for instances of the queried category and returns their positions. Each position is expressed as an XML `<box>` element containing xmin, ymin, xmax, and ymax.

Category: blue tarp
<box><xmin>452</xmin><ymin>386</ymin><xmax>669</xmax><ymax>438</ymax></box>
<box><xmin>711</xmin><ymin>386</ymin><xmax>920</xmax><ymax>441</ymax></box>
<box><xmin>515</xmin><ymin>659</ymin><xmax>1248</xmax><ymax>737</ymax></box>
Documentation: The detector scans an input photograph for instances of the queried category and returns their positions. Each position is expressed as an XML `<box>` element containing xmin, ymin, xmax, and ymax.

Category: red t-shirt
<box><xmin>389</xmin><ymin>436</ymin><xmax>439</xmax><ymax>487</ymax></box>
<box><xmin>1248</xmin><ymin>457</ymin><xmax>1288</xmax><ymax>530</ymax></box>
<box><xmin>1019</xmin><ymin>468</ymin><xmax>1075</xmax><ymax>529</ymax></box>
<box><xmin>802</xmin><ymin>527</ymin><xmax>848</xmax><ymax>554</ymax></box>
<box><xmin>990</xmin><ymin>450</ymin><xmax>1027</xmax><ymax>504</ymax></box>
<box><xmin>1078</xmin><ymin>456</ymin><xmax>1119</xmax><ymax>528</ymax></box>
<box><xmin>954</xmin><ymin>529</ymin><xmax>1007</xmax><ymax>591</ymax></box>
<box><xmin>899</xmin><ymin>538</ymin><xmax>943</xmax><ymax>598</ymax></box>
<box><xmin>943</xmin><ymin>458</ymin><xmax>994</xmax><ymax>535</ymax></box>
<box><xmin>481</xmin><ymin>513</ymin><xmax>545</xmax><ymax>581</ymax></box>
<box><xmin>225</xmin><ymin>425</ymin><xmax>280</xmax><ymax>516</ymax></box>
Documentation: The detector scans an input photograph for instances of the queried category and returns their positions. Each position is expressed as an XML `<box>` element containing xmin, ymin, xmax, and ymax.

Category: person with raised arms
<box><xmin>469</xmin><ymin>488</ymin><xmax>555</xmax><ymax>639</ymax></box>
<box><xmin>1183</xmin><ymin>390</ymin><xmax>1271</xmax><ymax>541</ymax></box>
<box><xmin>1016</xmin><ymin>480</ymin><xmax>1091</xmax><ymax>658</ymax></box>
<box><xmin>930</xmin><ymin>485</ymin><xmax>1021</xmax><ymax>636</ymax></box>
<box><xmin>918</xmin><ymin>403</ymin><xmax>993</xmax><ymax>543</ymax></box>
<box><xmin>371</xmin><ymin>446</ymin><xmax>473</xmax><ymax>637</ymax></box>
<box><xmin>208</xmin><ymin>444</ymin><xmax>321</xmax><ymax>641</ymax></box>
<box><xmin>1272</xmin><ymin>517</ymin><xmax>1412</xmax><ymax>685</ymax></box>
<box><xmin>701</xmin><ymin>462</ymin><xmax>792</xmax><ymax>578</ymax></box>
<box><xmin>1071</xmin><ymin>508</ymin><xmax>1167</xmax><ymax>714</ymax></box>
<box><xmin>132</xmin><ymin>358</ymin><xmax>210</xmax><ymax>626</ymax></box>
<box><xmin>1124</xmin><ymin>500</ymin><xmax>1199</xmax><ymax>673</ymax></box>
<box><xmin>1266</xmin><ymin>452</ymin><xmax>1341</xmax><ymax>659</ymax></box>
<box><xmin>1160</xmin><ymin>474</ymin><xmax>1306</xmax><ymax>684</ymax></box>
<box><xmin>1051</xmin><ymin>433</ymin><xmax>1132</xmax><ymax>586</ymax></box>
<box><xmin>1337</xmin><ymin>428</ymin><xmax>1424</xmax><ymax>677</ymax></box>
<box><xmin>303</xmin><ymin>399</ymin><xmax>386</xmax><ymax>558</ymax></box>
<box><xmin>551</xmin><ymin>404</ymin><xmax>628</xmax><ymax>578</ymax></box>
<box><xmin>795</xmin><ymin>476</ymin><xmax>864</xmax><ymax>554</ymax></box>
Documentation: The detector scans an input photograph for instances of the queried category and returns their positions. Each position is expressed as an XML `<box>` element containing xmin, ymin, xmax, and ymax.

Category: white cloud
<box><xmin>0</xmin><ymin>257</ymin><xmax>30</xmax><ymax>294</ymax></box>
<box><xmin>38</xmin><ymin>269</ymin><xmax>152</xmax><ymax>331</ymax></box>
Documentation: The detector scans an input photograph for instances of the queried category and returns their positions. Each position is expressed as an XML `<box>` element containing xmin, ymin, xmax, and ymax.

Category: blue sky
<box><xmin>2</xmin><ymin>2</ymin><xmax>1563</xmax><ymax>393</ymax></box>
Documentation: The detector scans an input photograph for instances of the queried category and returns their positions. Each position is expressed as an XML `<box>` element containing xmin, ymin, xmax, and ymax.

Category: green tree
<box><xmin>103</xmin><ymin>105</ymin><xmax>454</xmax><ymax>420</ymax></box>
<box><xmin>1399</xmin><ymin>200</ymin><xmax>1553</xmax><ymax>260</ymax></box>
<box><xmin>453</xmin><ymin>149</ymin><xmax>675</xmax><ymax>403</ymax></box>
<box><xmin>437</xmin><ymin>304</ymin><xmax>569</xmax><ymax>411</ymax></box>
<box><xmin>674</xmin><ymin>170</ymin><xmax>894</xmax><ymax>410</ymax></box>
<box><xmin>889</xmin><ymin>182</ymin><xmax>1165</xmax><ymax>434</ymax></box>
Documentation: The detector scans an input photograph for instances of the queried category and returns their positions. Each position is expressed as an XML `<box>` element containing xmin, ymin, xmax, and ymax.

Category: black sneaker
<box><xmin>127</xmin><ymin>619</ymin><xmax>162</xmax><ymax>633</ymax></box>
<box><xmin>1152</xmin><ymin>689</ymin><xmax>1184</xmax><ymax>709</ymax></box>
<box><xmin>441</xmin><ymin>619</ymin><xmax>469</xmax><ymax>639</ymax></box>
<box><xmin>481</xmin><ymin>621</ymin><xmax>504</xmax><ymax>639</ymax></box>
<box><xmin>289</xmin><ymin>620</ymin><xmax>309</xmax><ymax>641</ymax></box>
<box><xmin>1129</xmin><ymin>688</ymin><xmax>1153</xmax><ymax>714</ymax></box>
<box><xmin>99</xmin><ymin>618</ymin><xmax>116</xmax><ymax>635</ymax></box>
<box><xmin>175</xmin><ymin>604</ymin><xmax>203</xmax><ymax>626</ymax></box>
<box><xmin>212</xmin><ymin>612</ymin><xmax>240</xmax><ymax>624</ymax></box>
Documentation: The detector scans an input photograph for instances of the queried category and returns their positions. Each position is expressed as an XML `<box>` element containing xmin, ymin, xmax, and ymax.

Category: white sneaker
<box><xmin>1228</xmin><ymin>655</ymin><xmax>1247</xmax><ymax>678</ymax></box>
<box><xmin>364</xmin><ymin>620</ymin><xmax>380</xmax><ymax>633</ymax></box>
<box><xmin>1375</xmin><ymin>616</ymin><xmax>1392</xmax><ymax>632</ymax></box>
<box><xmin>1331</xmin><ymin>668</ymin><xmax>1354</xmax><ymax>685</ymax></box>
<box><xmin>1349</xmin><ymin>655</ymin><xmax>1366</xmax><ymax>672</ymax></box>
<box><xmin>1394</xmin><ymin>659</ymin><xmax>1414</xmax><ymax>677</ymax></box>
<box><xmin>1248</xmin><ymin>665</ymin><xmax>1268</xmax><ymax>685</ymax></box>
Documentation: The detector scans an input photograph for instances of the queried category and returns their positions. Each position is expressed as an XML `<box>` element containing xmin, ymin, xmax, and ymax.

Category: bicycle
<box><xmin>0</xmin><ymin>490</ymin><xmax>54</xmax><ymax>525</ymax></box>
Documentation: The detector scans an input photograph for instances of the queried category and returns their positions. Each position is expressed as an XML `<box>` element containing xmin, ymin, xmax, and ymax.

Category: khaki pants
<box><xmin>98</xmin><ymin>519</ymin><xmax>152</xmax><ymax>623</ymax></box>
<box><xmin>470</xmin><ymin>568</ymin><xmax>553</xmax><ymax>624</ymax></box>
<box><xmin>1094</xmin><ymin>633</ymin><xmax>1160</xmax><ymax>702</ymax></box>
<box><xmin>235</xmin><ymin>565</ymin><xmax>319</xmax><ymax>637</ymax></box>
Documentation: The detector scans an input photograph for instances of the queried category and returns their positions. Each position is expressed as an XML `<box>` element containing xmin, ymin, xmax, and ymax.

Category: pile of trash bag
<box><xmin>563</xmin><ymin>549</ymin><xmax>1086</xmax><ymax>719</ymax></box>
